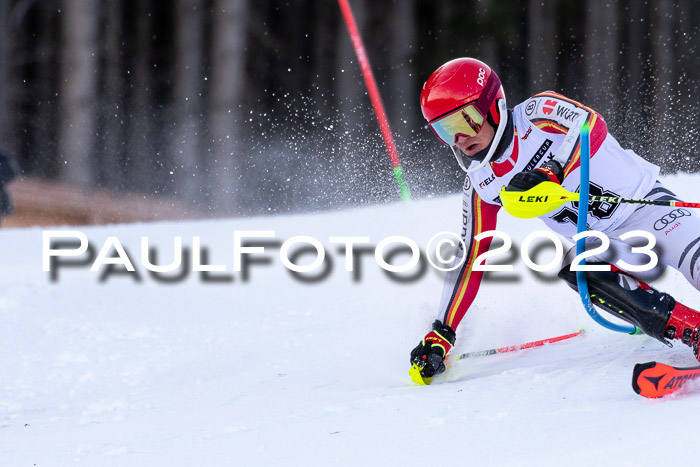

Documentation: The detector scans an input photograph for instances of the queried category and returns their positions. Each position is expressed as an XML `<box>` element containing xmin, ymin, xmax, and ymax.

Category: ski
<box><xmin>632</xmin><ymin>361</ymin><xmax>700</xmax><ymax>398</ymax></box>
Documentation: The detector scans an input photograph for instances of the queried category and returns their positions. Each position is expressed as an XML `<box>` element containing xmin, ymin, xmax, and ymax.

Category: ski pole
<box><xmin>454</xmin><ymin>329</ymin><xmax>585</xmax><ymax>361</ymax></box>
<box><xmin>500</xmin><ymin>181</ymin><xmax>700</xmax><ymax>219</ymax></box>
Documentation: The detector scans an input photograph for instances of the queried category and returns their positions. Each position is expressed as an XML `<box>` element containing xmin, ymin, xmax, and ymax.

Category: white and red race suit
<box><xmin>436</xmin><ymin>91</ymin><xmax>700</xmax><ymax>331</ymax></box>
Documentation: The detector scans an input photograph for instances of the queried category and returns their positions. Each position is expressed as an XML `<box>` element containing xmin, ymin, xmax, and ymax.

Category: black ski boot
<box><xmin>558</xmin><ymin>264</ymin><xmax>673</xmax><ymax>342</ymax></box>
<box><xmin>560</xmin><ymin>264</ymin><xmax>700</xmax><ymax>361</ymax></box>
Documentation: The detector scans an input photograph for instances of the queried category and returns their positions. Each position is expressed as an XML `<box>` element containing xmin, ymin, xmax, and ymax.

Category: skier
<box><xmin>410</xmin><ymin>57</ymin><xmax>700</xmax><ymax>380</ymax></box>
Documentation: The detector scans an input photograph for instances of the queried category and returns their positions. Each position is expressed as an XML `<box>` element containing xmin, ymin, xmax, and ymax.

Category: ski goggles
<box><xmin>428</xmin><ymin>103</ymin><xmax>485</xmax><ymax>146</ymax></box>
<box><xmin>428</xmin><ymin>69</ymin><xmax>502</xmax><ymax>146</ymax></box>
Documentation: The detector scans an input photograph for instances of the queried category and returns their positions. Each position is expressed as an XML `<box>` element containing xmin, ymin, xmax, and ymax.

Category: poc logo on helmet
<box><xmin>477</xmin><ymin>68</ymin><xmax>486</xmax><ymax>86</ymax></box>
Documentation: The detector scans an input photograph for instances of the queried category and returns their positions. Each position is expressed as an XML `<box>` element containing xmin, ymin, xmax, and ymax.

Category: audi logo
<box><xmin>653</xmin><ymin>208</ymin><xmax>692</xmax><ymax>230</ymax></box>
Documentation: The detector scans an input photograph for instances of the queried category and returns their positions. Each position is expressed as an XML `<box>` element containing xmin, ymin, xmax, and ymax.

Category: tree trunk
<box><xmin>650</xmin><ymin>0</ymin><xmax>675</xmax><ymax>164</ymax></box>
<box><xmin>527</xmin><ymin>0</ymin><xmax>558</xmax><ymax>91</ymax></box>
<box><xmin>673</xmin><ymin>0</ymin><xmax>699</xmax><ymax>171</ymax></box>
<box><xmin>334</xmin><ymin>0</ymin><xmax>370</xmax><ymax>205</ymax></box>
<box><xmin>386</xmin><ymin>0</ymin><xmax>416</xmax><ymax>143</ymax></box>
<box><xmin>123</xmin><ymin>0</ymin><xmax>155</xmax><ymax>193</ymax></box>
<box><xmin>583</xmin><ymin>0</ymin><xmax>619</xmax><ymax>119</ymax></box>
<box><xmin>208</xmin><ymin>0</ymin><xmax>248</xmax><ymax>213</ymax></box>
<box><xmin>172</xmin><ymin>0</ymin><xmax>205</xmax><ymax>205</ymax></box>
<box><xmin>96</xmin><ymin>0</ymin><xmax>127</xmax><ymax>191</ymax></box>
<box><xmin>33</xmin><ymin>3</ymin><xmax>59</xmax><ymax>180</ymax></box>
<box><xmin>58</xmin><ymin>0</ymin><xmax>99</xmax><ymax>187</ymax></box>
<box><xmin>0</xmin><ymin>0</ymin><xmax>9</xmax><ymax>156</ymax></box>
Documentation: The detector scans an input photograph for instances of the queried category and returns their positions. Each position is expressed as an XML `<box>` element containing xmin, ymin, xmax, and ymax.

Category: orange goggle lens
<box><xmin>429</xmin><ymin>104</ymin><xmax>485</xmax><ymax>146</ymax></box>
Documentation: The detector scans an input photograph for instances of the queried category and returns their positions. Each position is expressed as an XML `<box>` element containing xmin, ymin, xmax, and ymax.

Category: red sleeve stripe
<box><xmin>531</xmin><ymin>92</ymin><xmax>608</xmax><ymax>178</ymax></box>
<box><xmin>533</xmin><ymin>119</ymin><xmax>568</xmax><ymax>134</ymax></box>
<box><xmin>443</xmin><ymin>193</ymin><xmax>500</xmax><ymax>329</ymax></box>
<box><xmin>562</xmin><ymin>139</ymin><xmax>582</xmax><ymax>178</ymax></box>
<box><xmin>534</xmin><ymin>91</ymin><xmax>596</xmax><ymax>113</ymax></box>
<box><xmin>561</xmin><ymin>112</ymin><xmax>607</xmax><ymax>178</ymax></box>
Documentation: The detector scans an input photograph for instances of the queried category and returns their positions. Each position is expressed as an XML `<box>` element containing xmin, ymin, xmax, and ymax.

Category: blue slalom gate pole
<box><xmin>576</xmin><ymin>123</ymin><xmax>637</xmax><ymax>334</ymax></box>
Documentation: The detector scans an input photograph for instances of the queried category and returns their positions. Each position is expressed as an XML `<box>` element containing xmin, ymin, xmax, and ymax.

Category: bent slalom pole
<box><xmin>499</xmin><ymin>182</ymin><xmax>700</xmax><ymax>219</ymax></box>
<box><xmin>337</xmin><ymin>0</ymin><xmax>411</xmax><ymax>200</ymax></box>
<box><xmin>576</xmin><ymin>123</ymin><xmax>636</xmax><ymax>334</ymax></box>
<box><xmin>454</xmin><ymin>329</ymin><xmax>585</xmax><ymax>361</ymax></box>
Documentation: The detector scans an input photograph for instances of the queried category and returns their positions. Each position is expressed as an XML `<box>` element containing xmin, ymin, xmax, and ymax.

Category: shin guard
<box><xmin>558</xmin><ymin>265</ymin><xmax>673</xmax><ymax>342</ymax></box>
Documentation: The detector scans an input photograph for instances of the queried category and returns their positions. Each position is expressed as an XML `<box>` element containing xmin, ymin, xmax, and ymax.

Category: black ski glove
<box><xmin>410</xmin><ymin>320</ymin><xmax>456</xmax><ymax>378</ymax></box>
<box><xmin>506</xmin><ymin>160</ymin><xmax>563</xmax><ymax>192</ymax></box>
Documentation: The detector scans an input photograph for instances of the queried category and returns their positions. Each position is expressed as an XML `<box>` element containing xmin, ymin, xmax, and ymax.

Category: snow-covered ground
<box><xmin>1</xmin><ymin>174</ymin><xmax>699</xmax><ymax>466</ymax></box>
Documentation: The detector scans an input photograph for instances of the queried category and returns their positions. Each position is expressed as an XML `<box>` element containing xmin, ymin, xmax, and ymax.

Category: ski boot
<box><xmin>665</xmin><ymin>301</ymin><xmax>700</xmax><ymax>362</ymax></box>
<box><xmin>559</xmin><ymin>264</ymin><xmax>700</xmax><ymax>361</ymax></box>
<box><xmin>558</xmin><ymin>265</ymin><xmax>671</xmax><ymax>340</ymax></box>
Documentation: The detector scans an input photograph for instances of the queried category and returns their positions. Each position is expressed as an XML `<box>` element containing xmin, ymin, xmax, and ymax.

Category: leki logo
<box><xmin>477</xmin><ymin>68</ymin><xmax>486</xmax><ymax>86</ymax></box>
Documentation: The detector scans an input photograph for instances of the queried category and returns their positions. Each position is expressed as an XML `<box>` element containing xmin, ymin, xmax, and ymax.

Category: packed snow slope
<box><xmin>1</xmin><ymin>173</ymin><xmax>700</xmax><ymax>467</ymax></box>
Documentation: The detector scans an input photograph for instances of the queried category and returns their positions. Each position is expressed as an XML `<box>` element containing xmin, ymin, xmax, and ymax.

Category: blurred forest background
<box><xmin>1</xmin><ymin>0</ymin><xmax>699</xmax><ymax>223</ymax></box>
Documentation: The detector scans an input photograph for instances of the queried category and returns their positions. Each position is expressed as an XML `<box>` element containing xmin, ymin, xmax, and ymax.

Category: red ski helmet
<box><xmin>420</xmin><ymin>58</ymin><xmax>507</xmax><ymax>172</ymax></box>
